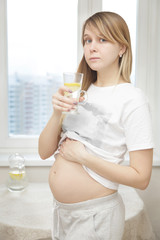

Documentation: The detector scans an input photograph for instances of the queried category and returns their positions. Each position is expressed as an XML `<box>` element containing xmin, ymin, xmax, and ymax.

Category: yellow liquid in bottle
<box><xmin>9</xmin><ymin>170</ymin><xmax>25</xmax><ymax>180</ymax></box>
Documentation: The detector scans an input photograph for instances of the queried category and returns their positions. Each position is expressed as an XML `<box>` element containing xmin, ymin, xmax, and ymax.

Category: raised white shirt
<box><xmin>55</xmin><ymin>83</ymin><xmax>154</xmax><ymax>190</ymax></box>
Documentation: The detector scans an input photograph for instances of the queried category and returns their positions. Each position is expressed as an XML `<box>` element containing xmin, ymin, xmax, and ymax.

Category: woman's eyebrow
<box><xmin>97</xmin><ymin>33</ymin><xmax>105</xmax><ymax>38</ymax></box>
<box><xmin>83</xmin><ymin>34</ymin><xmax>90</xmax><ymax>38</ymax></box>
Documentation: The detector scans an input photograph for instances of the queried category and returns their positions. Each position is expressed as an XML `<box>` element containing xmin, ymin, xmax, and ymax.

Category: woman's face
<box><xmin>83</xmin><ymin>25</ymin><xmax>122</xmax><ymax>73</ymax></box>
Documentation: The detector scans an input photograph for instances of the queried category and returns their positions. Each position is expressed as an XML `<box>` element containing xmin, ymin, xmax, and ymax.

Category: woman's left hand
<box><xmin>59</xmin><ymin>138</ymin><xmax>87</xmax><ymax>164</ymax></box>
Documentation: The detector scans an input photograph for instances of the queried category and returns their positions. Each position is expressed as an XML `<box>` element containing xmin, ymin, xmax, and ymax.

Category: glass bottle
<box><xmin>7</xmin><ymin>153</ymin><xmax>28</xmax><ymax>191</ymax></box>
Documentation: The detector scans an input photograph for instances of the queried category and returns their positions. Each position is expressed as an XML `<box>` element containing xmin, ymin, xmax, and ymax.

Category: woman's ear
<box><xmin>119</xmin><ymin>45</ymin><xmax>126</xmax><ymax>57</ymax></box>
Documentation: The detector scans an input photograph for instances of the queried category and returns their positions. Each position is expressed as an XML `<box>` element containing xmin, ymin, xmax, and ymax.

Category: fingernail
<box><xmin>68</xmin><ymin>90</ymin><xmax>72</xmax><ymax>93</ymax></box>
<box><xmin>73</xmin><ymin>102</ymin><xmax>78</xmax><ymax>105</ymax></box>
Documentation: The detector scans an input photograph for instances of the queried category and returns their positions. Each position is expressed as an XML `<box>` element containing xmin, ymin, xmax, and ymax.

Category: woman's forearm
<box><xmin>84</xmin><ymin>156</ymin><xmax>141</xmax><ymax>189</ymax></box>
<box><xmin>82</xmin><ymin>149</ymin><xmax>153</xmax><ymax>190</ymax></box>
<box><xmin>38</xmin><ymin>112</ymin><xmax>62</xmax><ymax>159</ymax></box>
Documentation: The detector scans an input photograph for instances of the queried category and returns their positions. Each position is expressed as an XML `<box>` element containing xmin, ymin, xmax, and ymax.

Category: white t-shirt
<box><xmin>55</xmin><ymin>83</ymin><xmax>154</xmax><ymax>190</ymax></box>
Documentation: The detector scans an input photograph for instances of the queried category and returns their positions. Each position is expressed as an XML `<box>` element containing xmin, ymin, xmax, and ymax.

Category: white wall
<box><xmin>0</xmin><ymin>166</ymin><xmax>160</xmax><ymax>239</ymax></box>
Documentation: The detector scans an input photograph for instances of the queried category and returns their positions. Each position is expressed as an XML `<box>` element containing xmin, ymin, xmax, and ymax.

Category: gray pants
<box><xmin>52</xmin><ymin>192</ymin><xmax>125</xmax><ymax>240</ymax></box>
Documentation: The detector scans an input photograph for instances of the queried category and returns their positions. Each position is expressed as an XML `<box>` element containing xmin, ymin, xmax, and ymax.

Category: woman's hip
<box><xmin>52</xmin><ymin>192</ymin><xmax>125</xmax><ymax>240</ymax></box>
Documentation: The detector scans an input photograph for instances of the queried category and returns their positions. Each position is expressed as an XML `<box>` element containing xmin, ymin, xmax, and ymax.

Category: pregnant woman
<box><xmin>38</xmin><ymin>12</ymin><xmax>154</xmax><ymax>240</ymax></box>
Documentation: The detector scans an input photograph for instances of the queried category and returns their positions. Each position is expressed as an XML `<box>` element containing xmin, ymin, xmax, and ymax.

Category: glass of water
<box><xmin>63</xmin><ymin>72</ymin><xmax>87</xmax><ymax>114</ymax></box>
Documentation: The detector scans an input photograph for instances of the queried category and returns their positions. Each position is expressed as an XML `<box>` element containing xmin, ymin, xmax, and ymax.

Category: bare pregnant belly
<box><xmin>49</xmin><ymin>154</ymin><xmax>116</xmax><ymax>203</ymax></box>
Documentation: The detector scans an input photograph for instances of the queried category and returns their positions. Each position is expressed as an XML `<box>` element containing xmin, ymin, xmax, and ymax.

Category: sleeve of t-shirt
<box><xmin>122</xmin><ymin>94</ymin><xmax>154</xmax><ymax>152</ymax></box>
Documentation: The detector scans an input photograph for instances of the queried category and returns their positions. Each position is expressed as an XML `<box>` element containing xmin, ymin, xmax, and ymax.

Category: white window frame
<box><xmin>0</xmin><ymin>0</ymin><xmax>159</xmax><ymax>166</ymax></box>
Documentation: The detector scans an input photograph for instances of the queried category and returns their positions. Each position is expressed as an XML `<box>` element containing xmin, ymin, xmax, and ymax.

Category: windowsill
<box><xmin>0</xmin><ymin>153</ymin><xmax>159</xmax><ymax>167</ymax></box>
<box><xmin>0</xmin><ymin>153</ymin><xmax>54</xmax><ymax>167</ymax></box>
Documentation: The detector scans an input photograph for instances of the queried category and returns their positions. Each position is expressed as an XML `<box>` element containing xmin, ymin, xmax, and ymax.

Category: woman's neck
<box><xmin>94</xmin><ymin>58</ymin><xmax>124</xmax><ymax>87</ymax></box>
<box><xmin>95</xmin><ymin>69</ymin><xmax>120</xmax><ymax>87</ymax></box>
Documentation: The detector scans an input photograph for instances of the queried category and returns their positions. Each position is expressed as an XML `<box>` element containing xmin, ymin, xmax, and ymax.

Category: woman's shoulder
<box><xmin>88</xmin><ymin>82</ymin><xmax>148</xmax><ymax>107</ymax></box>
<box><xmin>118</xmin><ymin>83</ymin><xmax>147</xmax><ymax>102</ymax></box>
<box><xmin>116</xmin><ymin>83</ymin><xmax>149</xmax><ymax>114</ymax></box>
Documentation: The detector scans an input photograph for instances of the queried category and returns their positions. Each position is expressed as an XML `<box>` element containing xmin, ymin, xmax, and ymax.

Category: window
<box><xmin>7</xmin><ymin>0</ymin><xmax>78</xmax><ymax>136</ymax></box>
<box><xmin>0</xmin><ymin>0</ymin><xmax>79</xmax><ymax>152</ymax></box>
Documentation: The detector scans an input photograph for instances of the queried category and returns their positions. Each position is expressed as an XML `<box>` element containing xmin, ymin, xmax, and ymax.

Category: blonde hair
<box><xmin>77</xmin><ymin>11</ymin><xmax>132</xmax><ymax>91</ymax></box>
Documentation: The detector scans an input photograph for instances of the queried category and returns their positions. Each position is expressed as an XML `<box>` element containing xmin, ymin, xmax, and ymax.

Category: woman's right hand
<box><xmin>52</xmin><ymin>86</ymin><xmax>78</xmax><ymax>115</ymax></box>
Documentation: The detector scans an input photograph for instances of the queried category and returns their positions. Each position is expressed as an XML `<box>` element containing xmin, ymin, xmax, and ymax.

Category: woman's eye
<box><xmin>100</xmin><ymin>38</ymin><xmax>106</xmax><ymax>42</ymax></box>
<box><xmin>84</xmin><ymin>39</ymin><xmax>92</xmax><ymax>44</ymax></box>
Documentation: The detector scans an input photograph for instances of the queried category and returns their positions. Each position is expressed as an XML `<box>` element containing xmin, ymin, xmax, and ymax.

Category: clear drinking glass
<box><xmin>63</xmin><ymin>72</ymin><xmax>87</xmax><ymax>114</ymax></box>
<box><xmin>7</xmin><ymin>153</ymin><xmax>28</xmax><ymax>192</ymax></box>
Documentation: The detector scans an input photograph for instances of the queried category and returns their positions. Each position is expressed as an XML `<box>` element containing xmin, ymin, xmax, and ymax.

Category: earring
<box><xmin>119</xmin><ymin>54</ymin><xmax>123</xmax><ymax>58</ymax></box>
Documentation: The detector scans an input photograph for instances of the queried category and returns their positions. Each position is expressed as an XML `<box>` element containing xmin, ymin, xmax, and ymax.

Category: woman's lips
<box><xmin>89</xmin><ymin>57</ymin><xmax>100</xmax><ymax>61</ymax></box>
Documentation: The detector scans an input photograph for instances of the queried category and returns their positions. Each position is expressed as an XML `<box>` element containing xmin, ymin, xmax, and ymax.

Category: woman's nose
<box><xmin>89</xmin><ymin>41</ymin><xmax>97</xmax><ymax>52</ymax></box>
